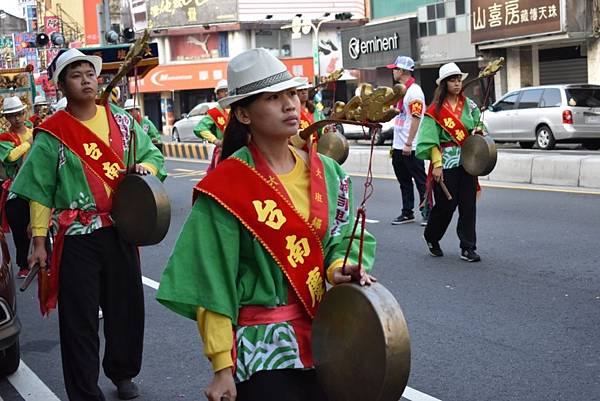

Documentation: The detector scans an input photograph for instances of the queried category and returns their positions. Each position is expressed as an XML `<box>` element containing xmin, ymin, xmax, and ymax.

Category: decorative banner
<box><xmin>146</xmin><ymin>0</ymin><xmax>238</xmax><ymax>29</ymax></box>
<box><xmin>471</xmin><ymin>0</ymin><xmax>562</xmax><ymax>43</ymax></box>
<box><xmin>25</xmin><ymin>5</ymin><xmax>38</xmax><ymax>32</ymax></box>
<box><xmin>44</xmin><ymin>16</ymin><xmax>60</xmax><ymax>35</ymax></box>
<box><xmin>13</xmin><ymin>32</ymin><xmax>38</xmax><ymax>73</ymax></box>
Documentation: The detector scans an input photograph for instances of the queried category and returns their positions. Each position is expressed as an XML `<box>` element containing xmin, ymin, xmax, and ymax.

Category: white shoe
<box><xmin>98</xmin><ymin>308</ymin><xmax>103</xmax><ymax>319</ymax></box>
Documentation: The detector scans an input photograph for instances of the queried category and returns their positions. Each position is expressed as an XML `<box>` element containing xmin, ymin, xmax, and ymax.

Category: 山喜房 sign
<box><xmin>471</xmin><ymin>0</ymin><xmax>562</xmax><ymax>43</ymax></box>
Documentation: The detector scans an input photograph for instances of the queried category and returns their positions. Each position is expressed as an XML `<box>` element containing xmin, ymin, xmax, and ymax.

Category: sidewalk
<box><xmin>163</xmin><ymin>142</ymin><xmax>600</xmax><ymax>190</ymax></box>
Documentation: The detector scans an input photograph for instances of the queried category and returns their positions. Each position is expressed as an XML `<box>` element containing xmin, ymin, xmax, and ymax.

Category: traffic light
<box><xmin>122</xmin><ymin>27</ymin><xmax>135</xmax><ymax>42</ymax></box>
<box><xmin>105</xmin><ymin>30</ymin><xmax>119</xmax><ymax>44</ymax></box>
<box><xmin>335</xmin><ymin>12</ymin><xmax>352</xmax><ymax>20</ymax></box>
<box><xmin>50</xmin><ymin>32</ymin><xmax>65</xmax><ymax>47</ymax></box>
<box><xmin>36</xmin><ymin>33</ymin><xmax>49</xmax><ymax>47</ymax></box>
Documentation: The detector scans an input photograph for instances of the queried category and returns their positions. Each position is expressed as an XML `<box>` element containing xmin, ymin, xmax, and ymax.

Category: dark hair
<box><xmin>433</xmin><ymin>74</ymin><xmax>462</xmax><ymax>115</ymax></box>
<box><xmin>305</xmin><ymin>99</ymin><xmax>315</xmax><ymax>114</ymax></box>
<box><xmin>220</xmin><ymin>94</ymin><xmax>261</xmax><ymax>161</ymax></box>
<box><xmin>57</xmin><ymin>60</ymin><xmax>96</xmax><ymax>86</ymax></box>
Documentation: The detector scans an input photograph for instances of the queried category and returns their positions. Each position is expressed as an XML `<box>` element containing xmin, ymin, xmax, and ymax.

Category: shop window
<box><xmin>456</xmin><ymin>0</ymin><xmax>466</xmax><ymax>15</ymax></box>
<box><xmin>427</xmin><ymin>21</ymin><xmax>437</xmax><ymax>36</ymax></box>
<box><xmin>447</xmin><ymin>18</ymin><xmax>456</xmax><ymax>34</ymax></box>
<box><xmin>419</xmin><ymin>22</ymin><xmax>428</xmax><ymax>37</ymax></box>
<box><xmin>255</xmin><ymin>29</ymin><xmax>291</xmax><ymax>58</ymax></box>
<box><xmin>540</xmin><ymin>89</ymin><xmax>562</xmax><ymax>108</ymax></box>
<box><xmin>517</xmin><ymin>89</ymin><xmax>543</xmax><ymax>109</ymax></box>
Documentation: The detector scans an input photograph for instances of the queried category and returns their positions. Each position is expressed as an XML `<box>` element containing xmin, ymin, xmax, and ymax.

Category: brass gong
<box><xmin>460</xmin><ymin>134</ymin><xmax>497</xmax><ymax>176</ymax></box>
<box><xmin>112</xmin><ymin>174</ymin><xmax>171</xmax><ymax>246</ymax></box>
<box><xmin>312</xmin><ymin>282</ymin><xmax>411</xmax><ymax>401</ymax></box>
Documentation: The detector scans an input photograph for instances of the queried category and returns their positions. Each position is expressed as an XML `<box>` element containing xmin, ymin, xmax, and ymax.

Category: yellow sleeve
<box><xmin>30</xmin><ymin>201</ymin><xmax>52</xmax><ymax>237</ymax></box>
<box><xmin>430</xmin><ymin>147</ymin><xmax>443</xmax><ymax>168</ymax></box>
<box><xmin>326</xmin><ymin>259</ymin><xmax>345</xmax><ymax>284</ymax></box>
<box><xmin>139</xmin><ymin>163</ymin><xmax>158</xmax><ymax>176</ymax></box>
<box><xmin>196</xmin><ymin>307</ymin><xmax>234</xmax><ymax>372</ymax></box>
<box><xmin>200</xmin><ymin>131</ymin><xmax>218</xmax><ymax>143</ymax></box>
<box><xmin>7</xmin><ymin>142</ymin><xmax>31</xmax><ymax>162</ymax></box>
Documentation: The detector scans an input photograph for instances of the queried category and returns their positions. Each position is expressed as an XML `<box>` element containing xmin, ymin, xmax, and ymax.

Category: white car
<box><xmin>172</xmin><ymin>102</ymin><xmax>219</xmax><ymax>142</ymax></box>
<box><xmin>338</xmin><ymin>118</ymin><xmax>395</xmax><ymax>145</ymax></box>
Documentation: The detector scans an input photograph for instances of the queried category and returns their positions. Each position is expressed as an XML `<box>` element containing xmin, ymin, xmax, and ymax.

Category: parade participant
<box><xmin>12</xmin><ymin>48</ymin><xmax>166</xmax><ymax>400</ymax></box>
<box><xmin>386</xmin><ymin>56</ymin><xmax>428</xmax><ymax>226</ymax></box>
<box><xmin>157</xmin><ymin>48</ymin><xmax>376</xmax><ymax>401</ymax></box>
<box><xmin>53</xmin><ymin>96</ymin><xmax>68</xmax><ymax>112</ymax></box>
<box><xmin>0</xmin><ymin>96</ymin><xmax>33</xmax><ymax>278</ymax></box>
<box><xmin>29</xmin><ymin>95</ymin><xmax>50</xmax><ymax>127</ymax></box>
<box><xmin>123</xmin><ymin>98</ymin><xmax>162</xmax><ymax>152</ymax></box>
<box><xmin>194</xmin><ymin>79</ymin><xmax>229</xmax><ymax>170</ymax></box>
<box><xmin>416</xmin><ymin>62</ymin><xmax>483</xmax><ymax>262</ymax></box>
<box><xmin>297</xmin><ymin>80</ymin><xmax>315</xmax><ymax>130</ymax></box>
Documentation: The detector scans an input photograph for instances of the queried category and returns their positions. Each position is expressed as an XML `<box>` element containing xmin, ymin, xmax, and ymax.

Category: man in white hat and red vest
<box><xmin>0</xmin><ymin>96</ymin><xmax>33</xmax><ymax>279</ymax></box>
<box><xmin>11</xmin><ymin>48</ymin><xmax>166</xmax><ymax>400</ymax></box>
<box><xmin>193</xmin><ymin>79</ymin><xmax>229</xmax><ymax>171</ymax></box>
<box><xmin>386</xmin><ymin>55</ymin><xmax>428</xmax><ymax>226</ymax></box>
<box><xmin>124</xmin><ymin>98</ymin><xmax>162</xmax><ymax>152</ymax></box>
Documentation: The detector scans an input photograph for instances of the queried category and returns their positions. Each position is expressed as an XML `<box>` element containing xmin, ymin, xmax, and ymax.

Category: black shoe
<box><xmin>391</xmin><ymin>214</ymin><xmax>415</xmax><ymax>225</ymax></box>
<box><xmin>113</xmin><ymin>379</ymin><xmax>140</xmax><ymax>400</ymax></box>
<box><xmin>423</xmin><ymin>235</ymin><xmax>443</xmax><ymax>257</ymax></box>
<box><xmin>460</xmin><ymin>249</ymin><xmax>481</xmax><ymax>262</ymax></box>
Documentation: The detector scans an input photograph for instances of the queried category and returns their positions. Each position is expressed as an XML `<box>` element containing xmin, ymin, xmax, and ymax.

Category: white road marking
<box><xmin>142</xmin><ymin>275</ymin><xmax>160</xmax><ymax>290</ymax></box>
<box><xmin>365</xmin><ymin>218</ymin><xmax>380</xmax><ymax>223</ymax></box>
<box><xmin>8</xmin><ymin>360</ymin><xmax>61</xmax><ymax>401</ymax></box>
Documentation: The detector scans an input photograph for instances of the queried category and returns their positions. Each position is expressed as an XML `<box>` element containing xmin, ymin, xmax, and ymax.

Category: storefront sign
<box><xmin>341</xmin><ymin>19</ymin><xmax>416</xmax><ymax>69</ymax></box>
<box><xmin>146</xmin><ymin>0</ymin><xmax>238</xmax><ymax>29</ymax></box>
<box><xmin>471</xmin><ymin>0</ymin><xmax>562</xmax><ymax>43</ymax></box>
<box><xmin>44</xmin><ymin>16</ymin><xmax>60</xmax><ymax>35</ymax></box>
<box><xmin>131</xmin><ymin>57</ymin><xmax>313</xmax><ymax>93</ymax></box>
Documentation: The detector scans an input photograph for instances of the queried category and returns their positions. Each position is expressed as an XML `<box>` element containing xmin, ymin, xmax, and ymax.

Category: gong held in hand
<box><xmin>460</xmin><ymin>132</ymin><xmax>497</xmax><ymax>176</ymax></box>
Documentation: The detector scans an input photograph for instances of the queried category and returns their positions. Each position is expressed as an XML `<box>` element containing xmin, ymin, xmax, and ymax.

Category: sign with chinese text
<box><xmin>471</xmin><ymin>0</ymin><xmax>562</xmax><ymax>43</ymax></box>
<box><xmin>44</xmin><ymin>16</ymin><xmax>60</xmax><ymax>35</ymax></box>
<box><xmin>146</xmin><ymin>0</ymin><xmax>238</xmax><ymax>29</ymax></box>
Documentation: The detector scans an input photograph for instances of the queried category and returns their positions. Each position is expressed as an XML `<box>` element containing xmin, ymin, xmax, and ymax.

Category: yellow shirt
<box><xmin>30</xmin><ymin>106</ymin><xmax>157</xmax><ymax>237</ymax></box>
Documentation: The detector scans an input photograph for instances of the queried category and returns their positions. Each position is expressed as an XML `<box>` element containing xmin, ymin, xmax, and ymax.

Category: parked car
<box><xmin>0</xmin><ymin>232</ymin><xmax>20</xmax><ymax>376</ymax></box>
<box><xmin>482</xmin><ymin>84</ymin><xmax>600</xmax><ymax>150</ymax></box>
<box><xmin>171</xmin><ymin>102</ymin><xmax>219</xmax><ymax>142</ymax></box>
<box><xmin>337</xmin><ymin>118</ymin><xmax>395</xmax><ymax>145</ymax></box>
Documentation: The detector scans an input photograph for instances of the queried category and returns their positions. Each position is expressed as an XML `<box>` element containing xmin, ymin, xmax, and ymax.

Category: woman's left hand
<box><xmin>331</xmin><ymin>264</ymin><xmax>377</xmax><ymax>286</ymax></box>
<box><xmin>119</xmin><ymin>164</ymin><xmax>151</xmax><ymax>175</ymax></box>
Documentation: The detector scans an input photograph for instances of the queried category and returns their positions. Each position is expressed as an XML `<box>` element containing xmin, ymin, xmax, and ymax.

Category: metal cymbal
<box><xmin>317</xmin><ymin>129</ymin><xmax>350</xmax><ymax>164</ymax></box>
<box><xmin>461</xmin><ymin>134</ymin><xmax>497</xmax><ymax>176</ymax></box>
<box><xmin>312</xmin><ymin>282</ymin><xmax>411</xmax><ymax>401</ymax></box>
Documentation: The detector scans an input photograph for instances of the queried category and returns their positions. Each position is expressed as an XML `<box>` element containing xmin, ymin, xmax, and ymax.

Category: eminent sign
<box><xmin>341</xmin><ymin>19</ymin><xmax>416</xmax><ymax>69</ymax></box>
<box><xmin>471</xmin><ymin>0</ymin><xmax>563</xmax><ymax>43</ymax></box>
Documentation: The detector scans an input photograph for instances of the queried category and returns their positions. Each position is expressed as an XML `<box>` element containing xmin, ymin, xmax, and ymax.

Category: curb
<box><xmin>163</xmin><ymin>142</ymin><xmax>214</xmax><ymax>160</ymax></box>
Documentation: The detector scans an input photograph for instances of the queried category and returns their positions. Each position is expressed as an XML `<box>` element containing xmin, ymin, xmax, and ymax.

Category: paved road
<box><xmin>1</xmin><ymin>159</ymin><xmax>598</xmax><ymax>401</ymax></box>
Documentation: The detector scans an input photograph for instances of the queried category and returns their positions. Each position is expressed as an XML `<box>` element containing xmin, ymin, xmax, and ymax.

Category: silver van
<box><xmin>482</xmin><ymin>84</ymin><xmax>600</xmax><ymax>150</ymax></box>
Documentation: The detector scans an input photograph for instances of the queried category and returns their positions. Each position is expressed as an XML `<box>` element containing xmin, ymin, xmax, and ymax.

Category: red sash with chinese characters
<box><xmin>207</xmin><ymin>107</ymin><xmax>229</xmax><ymax>133</ymax></box>
<box><xmin>194</xmin><ymin>145</ymin><xmax>329</xmax><ymax>318</ymax></box>
<box><xmin>299</xmin><ymin>107</ymin><xmax>314</xmax><ymax>131</ymax></box>
<box><xmin>425</xmin><ymin>96</ymin><xmax>469</xmax><ymax>146</ymax></box>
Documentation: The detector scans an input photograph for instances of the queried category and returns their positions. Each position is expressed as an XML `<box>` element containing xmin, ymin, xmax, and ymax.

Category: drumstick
<box><xmin>438</xmin><ymin>180</ymin><xmax>453</xmax><ymax>200</ymax></box>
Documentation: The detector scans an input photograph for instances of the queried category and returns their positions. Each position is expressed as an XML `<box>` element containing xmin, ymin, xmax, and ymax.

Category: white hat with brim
<box><xmin>49</xmin><ymin>48</ymin><xmax>103</xmax><ymax>85</ymax></box>
<box><xmin>34</xmin><ymin>95</ymin><xmax>49</xmax><ymax>105</ymax></box>
<box><xmin>436</xmin><ymin>62</ymin><xmax>468</xmax><ymax>86</ymax></box>
<box><xmin>53</xmin><ymin>97</ymin><xmax>68</xmax><ymax>111</ymax></box>
<box><xmin>2</xmin><ymin>96</ymin><xmax>27</xmax><ymax>115</ymax></box>
<box><xmin>215</xmin><ymin>79</ymin><xmax>228</xmax><ymax>93</ymax></box>
<box><xmin>297</xmin><ymin>79</ymin><xmax>313</xmax><ymax>90</ymax></box>
<box><xmin>218</xmin><ymin>48</ymin><xmax>308</xmax><ymax>108</ymax></box>
<box><xmin>123</xmin><ymin>98</ymin><xmax>138</xmax><ymax>110</ymax></box>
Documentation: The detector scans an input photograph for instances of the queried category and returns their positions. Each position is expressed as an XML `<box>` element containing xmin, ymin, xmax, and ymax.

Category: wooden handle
<box><xmin>438</xmin><ymin>180</ymin><xmax>453</xmax><ymax>200</ymax></box>
<box><xmin>20</xmin><ymin>263</ymin><xmax>41</xmax><ymax>292</ymax></box>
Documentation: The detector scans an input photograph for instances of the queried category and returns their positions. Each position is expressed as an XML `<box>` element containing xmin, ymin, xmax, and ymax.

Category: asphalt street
<box><xmin>0</xmin><ymin>158</ymin><xmax>599</xmax><ymax>401</ymax></box>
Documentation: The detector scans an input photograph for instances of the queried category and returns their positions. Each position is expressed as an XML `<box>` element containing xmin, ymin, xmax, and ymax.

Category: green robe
<box><xmin>140</xmin><ymin>116</ymin><xmax>161</xmax><ymax>143</ymax></box>
<box><xmin>193</xmin><ymin>105</ymin><xmax>226</xmax><ymax>141</ymax></box>
<box><xmin>416</xmin><ymin>97</ymin><xmax>484</xmax><ymax>169</ymax></box>
<box><xmin>11</xmin><ymin>103</ymin><xmax>167</xmax><ymax>236</ymax></box>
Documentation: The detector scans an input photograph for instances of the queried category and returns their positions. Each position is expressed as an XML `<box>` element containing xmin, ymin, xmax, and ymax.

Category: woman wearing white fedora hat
<box><xmin>157</xmin><ymin>48</ymin><xmax>376</xmax><ymax>401</ymax></box>
<box><xmin>416</xmin><ymin>62</ymin><xmax>484</xmax><ymax>262</ymax></box>
<box><xmin>0</xmin><ymin>95</ymin><xmax>33</xmax><ymax>279</ymax></box>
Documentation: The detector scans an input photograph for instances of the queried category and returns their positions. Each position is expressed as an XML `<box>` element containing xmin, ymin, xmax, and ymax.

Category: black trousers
<box><xmin>424</xmin><ymin>166</ymin><xmax>477</xmax><ymax>251</ymax></box>
<box><xmin>5</xmin><ymin>197</ymin><xmax>31</xmax><ymax>269</ymax></box>
<box><xmin>391</xmin><ymin>149</ymin><xmax>427</xmax><ymax>216</ymax></box>
<box><xmin>58</xmin><ymin>227</ymin><xmax>144</xmax><ymax>401</ymax></box>
<box><xmin>237</xmin><ymin>369</ymin><xmax>328</xmax><ymax>401</ymax></box>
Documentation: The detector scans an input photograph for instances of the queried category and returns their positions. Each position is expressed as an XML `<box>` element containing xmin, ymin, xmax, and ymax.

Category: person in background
<box><xmin>124</xmin><ymin>99</ymin><xmax>163</xmax><ymax>152</ymax></box>
<box><xmin>386</xmin><ymin>55</ymin><xmax>428</xmax><ymax>226</ymax></box>
<box><xmin>297</xmin><ymin>80</ymin><xmax>315</xmax><ymax>130</ymax></box>
<box><xmin>194</xmin><ymin>79</ymin><xmax>229</xmax><ymax>171</ymax></box>
<box><xmin>0</xmin><ymin>96</ymin><xmax>33</xmax><ymax>279</ymax></box>
<box><xmin>29</xmin><ymin>95</ymin><xmax>50</xmax><ymax>127</ymax></box>
<box><xmin>416</xmin><ymin>62</ymin><xmax>483</xmax><ymax>262</ymax></box>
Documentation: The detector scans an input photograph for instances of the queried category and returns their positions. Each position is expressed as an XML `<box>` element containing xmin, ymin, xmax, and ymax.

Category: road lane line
<box><xmin>141</xmin><ymin>274</ymin><xmax>442</xmax><ymax>401</ymax></box>
<box><xmin>8</xmin><ymin>360</ymin><xmax>61</xmax><ymax>401</ymax></box>
<box><xmin>365</xmin><ymin>218</ymin><xmax>380</xmax><ymax>223</ymax></box>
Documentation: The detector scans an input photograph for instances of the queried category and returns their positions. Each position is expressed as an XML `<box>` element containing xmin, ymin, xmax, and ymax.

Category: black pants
<box><xmin>391</xmin><ymin>149</ymin><xmax>427</xmax><ymax>216</ymax></box>
<box><xmin>424</xmin><ymin>166</ymin><xmax>477</xmax><ymax>250</ymax></box>
<box><xmin>58</xmin><ymin>227</ymin><xmax>144</xmax><ymax>401</ymax></box>
<box><xmin>237</xmin><ymin>369</ymin><xmax>328</xmax><ymax>401</ymax></box>
<box><xmin>5</xmin><ymin>197</ymin><xmax>30</xmax><ymax>269</ymax></box>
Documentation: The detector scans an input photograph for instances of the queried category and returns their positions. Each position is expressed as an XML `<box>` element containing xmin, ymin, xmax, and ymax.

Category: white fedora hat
<box><xmin>219</xmin><ymin>48</ymin><xmax>307</xmax><ymax>108</ymax></box>
<box><xmin>297</xmin><ymin>78</ymin><xmax>313</xmax><ymax>90</ymax></box>
<box><xmin>53</xmin><ymin>97</ymin><xmax>68</xmax><ymax>111</ymax></box>
<box><xmin>214</xmin><ymin>79</ymin><xmax>228</xmax><ymax>93</ymax></box>
<box><xmin>49</xmin><ymin>48</ymin><xmax>102</xmax><ymax>85</ymax></box>
<box><xmin>123</xmin><ymin>98</ymin><xmax>138</xmax><ymax>110</ymax></box>
<box><xmin>34</xmin><ymin>95</ymin><xmax>49</xmax><ymax>105</ymax></box>
<box><xmin>436</xmin><ymin>62</ymin><xmax>468</xmax><ymax>86</ymax></box>
<box><xmin>2</xmin><ymin>96</ymin><xmax>27</xmax><ymax>115</ymax></box>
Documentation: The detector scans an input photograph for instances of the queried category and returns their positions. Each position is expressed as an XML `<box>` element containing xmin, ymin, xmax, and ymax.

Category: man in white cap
<box><xmin>0</xmin><ymin>96</ymin><xmax>33</xmax><ymax>279</ymax></box>
<box><xmin>193</xmin><ymin>79</ymin><xmax>229</xmax><ymax>170</ymax></box>
<box><xmin>124</xmin><ymin>98</ymin><xmax>162</xmax><ymax>152</ymax></box>
<box><xmin>386</xmin><ymin>55</ymin><xmax>428</xmax><ymax>226</ymax></box>
<box><xmin>12</xmin><ymin>48</ymin><xmax>166</xmax><ymax>400</ymax></box>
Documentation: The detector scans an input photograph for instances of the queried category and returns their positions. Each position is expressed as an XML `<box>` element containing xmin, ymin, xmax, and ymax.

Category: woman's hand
<box><xmin>28</xmin><ymin>237</ymin><xmax>47</xmax><ymax>269</ymax></box>
<box><xmin>119</xmin><ymin>164</ymin><xmax>151</xmax><ymax>176</ymax></box>
<box><xmin>432</xmin><ymin>166</ymin><xmax>444</xmax><ymax>183</ymax></box>
<box><xmin>204</xmin><ymin>368</ymin><xmax>236</xmax><ymax>401</ymax></box>
<box><xmin>331</xmin><ymin>264</ymin><xmax>377</xmax><ymax>286</ymax></box>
